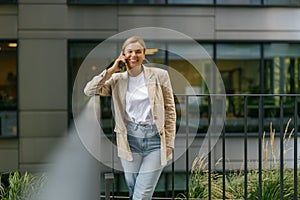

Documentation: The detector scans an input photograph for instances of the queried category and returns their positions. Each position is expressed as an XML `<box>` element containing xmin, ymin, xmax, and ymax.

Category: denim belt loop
<box><xmin>127</xmin><ymin>121</ymin><xmax>157</xmax><ymax>136</ymax></box>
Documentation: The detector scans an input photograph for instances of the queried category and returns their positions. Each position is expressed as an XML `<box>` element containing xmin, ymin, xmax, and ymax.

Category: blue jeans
<box><xmin>120</xmin><ymin>122</ymin><xmax>163</xmax><ymax>200</ymax></box>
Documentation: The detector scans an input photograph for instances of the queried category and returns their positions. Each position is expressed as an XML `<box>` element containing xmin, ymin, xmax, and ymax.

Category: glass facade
<box><xmin>0</xmin><ymin>41</ymin><xmax>17</xmax><ymax>138</ymax></box>
<box><xmin>69</xmin><ymin>41</ymin><xmax>300</xmax><ymax>136</ymax></box>
<box><xmin>263</xmin><ymin>43</ymin><xmax>300</xmax><ymax>129</ymax></box>
<box><xmin>264</xmin><ymin>43</ymin><xmax>300</xmax><ymax>94</ymax></box>
<box><xmin>216</xmin><ymin>43</ymin><xmax>261</xmax><ymax>133</ymax></box>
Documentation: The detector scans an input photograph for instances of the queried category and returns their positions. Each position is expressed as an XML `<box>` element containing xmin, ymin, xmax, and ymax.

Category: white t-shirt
<box><xmin>125</xmin><ymin>71</ymin><xmax>153</xmax><ymax>124</ymax></box>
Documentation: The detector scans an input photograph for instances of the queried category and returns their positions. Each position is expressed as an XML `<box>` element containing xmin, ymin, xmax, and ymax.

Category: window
<box><xmin>68</xmin><ymin>41</ymin><xmax>100</xmax><ymax>123</ymax></box>
<box><xmin>217</xmin><ymin>43</ymin><xmax>261</xmax><ymax>94</ymax></box>
<box><xmin>0</xmin><ymin>41</ymin><xmax>17</xmax><ymax>138</ymax></box>
<box><xmin>0</xmin><ymin>0</ymin><xmax>17</xmax><ymax>3</ymax></box>
<box><xmin>217</xmin><ymin>43</ymin><xmax>261</xmax><ymax>133</ymax></box>
<box><xmin>264</xmin><ymin>0</ymin><xmax>300</xmax><ymax>5</ymax></box>
<box><xmin>264</xmin><ymin>43</ymin><xmax>300</xmax><ymax>94</ymax></box>
<box><xmin>168</xmin><ymin>0</ymin><xmax>213</xmax><ymax>4</ymax></box>
<box><xmin>263</xmin><ymin>43</ymin><xmax>300</xmax><ymax>122</ymax></box>
<box><xmin>216</xmin><ymin>0</ymin><xmax>261</xmax><ymax>5</ymax></box>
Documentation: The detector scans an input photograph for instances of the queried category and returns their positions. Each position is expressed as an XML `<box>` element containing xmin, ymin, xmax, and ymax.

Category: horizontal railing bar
<box><xmin>174</xmin><ymin>93</ymin><xmax>300</xmax><ymax>97</ymax></box>
<box><xmin>100</xmin><ymin>195</ymin><xmax>175</xmax><ymax>199</ymax></box>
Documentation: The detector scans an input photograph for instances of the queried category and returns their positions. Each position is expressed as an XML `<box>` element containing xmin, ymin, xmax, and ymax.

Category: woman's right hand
<box><xmin>107</xmin><ymin>54</ymin><xmax>127</xmax><ymax>74</ymax></box>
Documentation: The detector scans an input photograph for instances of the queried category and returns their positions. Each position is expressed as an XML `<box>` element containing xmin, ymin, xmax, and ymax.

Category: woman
<box><xmin>84</xmin><ymin>36</ymin><xmax>176</xmax><ymax>200</ymax></box>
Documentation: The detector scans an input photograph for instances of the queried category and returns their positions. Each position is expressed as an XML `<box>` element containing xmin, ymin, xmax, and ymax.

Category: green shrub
<box><xmin>177</xmin><ymin>119</ymin><xmax>298</xmax><ymax>200</ymax></box>
<box><xmin>0</xmin><ymin>171</ymin><xmax>46</xmax><ymax>200</ymax></box>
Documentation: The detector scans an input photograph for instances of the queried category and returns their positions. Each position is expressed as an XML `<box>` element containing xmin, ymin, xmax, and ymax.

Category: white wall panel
<box><xmin>19</xmin><ymin>5</ymin><xmax>67</xmax><ymax>30</ymax></box>
<box><xmin>0</xmin><ymin>140</ymin><xmax>19</xmax><ymax>171</ymax></box>
<box><xmin>216</xmin><ymin>7</ymin><xmax>300</xmax><ymax>31</ymax></box>
<box><xmin>19</xmin><ymin>39</ymin><xmax>67</xmax><ymax>110</ymax></box>
<box><xmin>119</xmin><ymin>16</ymin><xmax>215</xmax><ymax>40</ymax></box>
<box><xmin>0</xmin><ymin>16</ymin><xmax>17</xmax><ymax>38</ymax></box>
<box><xmin>216</xmin><ymin>31</ymin><xmax>300</xmax><ymax>41</ymax></box>
<box><xmin>0</xmin><ymin>5</ymin><xmax>17</xmax><ymax>14</ymax></box>
<box><xmin>118</xmin><ymin>6</ymin><xmax>214</xmax><ymax>16</ymax></box>
<box><xmin>0</xmin><ymin>5</ymin><xmax>17</xmax><ymax>38</ymax></box>
<box><xmin>18</xmin><ymin>30</ymin><xmax>117</xmax><ymax>39</ymax></box>
<box><xmin>20</xmin><ymin>111</ymin><xmax>68</xmax><ymax>137</ymax></box>
<box><xmin>19</xmin><ymin>138</ymin><xmax>62</xmax><ymax>163</ymax></box>
<box><xmin>19</xmin><ymin>5</ymin><xmax>117</xmax><ymax>30</ymax></box>
<box><xmin>216</xmin><ymin>7</ymin><xmax>300</xmax><ymax>40</ymax></box>
<box><xmin>0</xmin><ymin>139</ymin><xmax>18</xmax><ymax>149</ymax></box>
<box><xmin>0</xmin><ymin>150</ymin><xmax>18</xmax><ymax>171</ymax></box>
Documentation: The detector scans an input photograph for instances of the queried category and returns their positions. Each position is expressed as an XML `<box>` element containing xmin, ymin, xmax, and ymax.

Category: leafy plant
<box><xmin>0</xmin><ymin>171</ymin><xmax>46</xmax><ymax>200</ymax></box>
<box><xmin>177</xmin><ymin>118</ymin><xmax>298</xmax><ymax>200</ymax></box>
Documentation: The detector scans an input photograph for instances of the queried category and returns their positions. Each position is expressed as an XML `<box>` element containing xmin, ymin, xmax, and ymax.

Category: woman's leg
<box><xmin>120</xmin><ymin>153</ymin><xmax>143</xmax><ymax>200</ymax></box>
<box><xmin>122</xmin><ymin>122</ymin><xmax>163</xmax><ymax>200</ymax></box>
<box><xmin>132</xmin><ymin>149</ymin><xmax>163</xmax><ymax>200</ymax></box>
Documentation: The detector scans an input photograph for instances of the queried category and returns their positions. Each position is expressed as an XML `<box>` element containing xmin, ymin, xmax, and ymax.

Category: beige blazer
<box><xmin>84</xmin><ymin>65</ymin><xmax>176</xmax><ymax>166</ymax></box>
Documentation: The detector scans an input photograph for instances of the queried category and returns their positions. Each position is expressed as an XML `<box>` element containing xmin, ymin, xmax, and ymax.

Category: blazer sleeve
<box><xmin>161</xmin><ymin>71</ymin><xmax>176</xmax><ymax>149</ymax></box>
<box><xmin>84</xmin><ymin>69</ymin><xmax>114</xmax><ymax>97</ymax></box>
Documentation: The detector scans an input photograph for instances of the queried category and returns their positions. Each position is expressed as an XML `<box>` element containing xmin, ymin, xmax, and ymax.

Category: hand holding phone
<box><xmin>106</xmin><ymin>52</ymin><xmax>127</xmax><ymax>74</ymax></box>
<box><xmin>117</xmin><ymin>51</ymin><xmax>127</xmax><ymax>72</ymax></box>
<box><xmin>118</xmin><ymin>60</ymin><xmax>126</xmax><ymax>69</ymax></box>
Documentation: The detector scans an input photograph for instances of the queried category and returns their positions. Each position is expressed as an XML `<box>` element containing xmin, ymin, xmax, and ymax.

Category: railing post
<box><xmin>105</xmin><ymin>173</ymin><xmax>114</xmax><ymax>200</ymax></box>
<box><xmin>185</xmin><ymin>95</ymin><xmax>189</xmax><ymax>200</ymax></box>
<box><xmin>244</xmin><ymin>96</ymin><xmax>248</xmax><ymax>200</ymax></box>
<box><xmin>294</xmin><ymin>96</ymin><xmax>298</xmax><ymax>200</ymax></box>
<box><xmin>280</xmin><ymin>96</ymin><xmax>284</xmax><ymax>200</ymax></box>
<box><xmin>258</xmin><ymin>95</ymin><xmax>263</xmax><ymax>200</ymax></box>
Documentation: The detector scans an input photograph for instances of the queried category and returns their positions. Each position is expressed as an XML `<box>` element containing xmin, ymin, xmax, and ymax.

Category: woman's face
<box><xmin>123</xmin><ymin>42</ymin><xmax>145</xmax><ymax>69</ymax></box>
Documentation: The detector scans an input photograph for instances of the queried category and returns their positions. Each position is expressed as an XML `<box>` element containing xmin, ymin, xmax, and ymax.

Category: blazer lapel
<box><xmin>143</xmin><ymin>66</ymin><xmax>155</xmax><ymax>107</ymax></box>
<box><xmin>118</xmin><ymin>72</ymin><xmax>128</xmax><ymax>110</ymax></box>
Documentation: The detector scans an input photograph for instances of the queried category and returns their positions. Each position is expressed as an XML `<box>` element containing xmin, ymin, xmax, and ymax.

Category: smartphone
<box><xmin>118</xmin><ymin>52</ymin><xmax>126</xmax><ymax>72</ymax></box>
<box><xmin>118</xmin><ymin>60</ymin><xmax>125</xmax><ymax>68</ymax></box>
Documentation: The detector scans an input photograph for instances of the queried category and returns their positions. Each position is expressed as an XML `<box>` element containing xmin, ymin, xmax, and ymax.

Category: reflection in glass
<box><xmin>217</xmin><ymin>43</ymin><xmax>260</xmax><ymax>133</ymax></box>
<box><xmin>264</xmin><ymin>0</ymin><xmax>300</xmax><ymax>5</ymax></box>
<box><xmin>68</xmin><ymin>0</ymin><xmax>117</xmax><ymax>4</ymax></box>
<box><xmin>68</xmin><ymin>41</ymin><xmax>114</xmax><ymax>132</ymax></box>
<box><xmin>119</xmin><ymin>0</ymin><xmax>165</xmax><ymax>4</ymax></box>
<box><xmin>217</xmin><ymin>0</ymin><xmax>260</xmax><ymax>5</ymax></box>
<box><xmin>168</xmin><ymin>0</ymin><xmax>213</xmax><ymax>4</ymax></box>
<box><xmin>264</xmin><ymin>43</ymin><xmax>300</xmax><ymax>121</ymax></box>
<box><xmin>264</xmin><ymin>43</ymin><xmax>300</xmax><ymax>94</ymax></box>
<box><xmin>0</xmin><ymin>42</ymin><xmax>17</xmax><ymax>137</ymax></box>
<box><xmin>217</xmin><ymin>43</ymin><xmax>260</xmax><ymax>94</ymax></box>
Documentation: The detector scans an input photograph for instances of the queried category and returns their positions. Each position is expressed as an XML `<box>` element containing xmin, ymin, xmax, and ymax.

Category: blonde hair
<box><xmin>121</xmin><ymin>36</ymin><xmax>146</xmax><ymax>53</ymax></box>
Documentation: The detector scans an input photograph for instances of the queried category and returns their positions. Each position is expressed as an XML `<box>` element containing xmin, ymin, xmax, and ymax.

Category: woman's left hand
<box><xmin>167</xmin><ymin>147</ymin><xmax>173</xmax><ymax>158</ymax></box>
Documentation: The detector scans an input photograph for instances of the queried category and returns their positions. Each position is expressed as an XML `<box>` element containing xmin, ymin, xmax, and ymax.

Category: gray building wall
<box><xmin>0</xmin><ymin>0</ymin><xmax>300</xmax><ymax>174</ymax></box>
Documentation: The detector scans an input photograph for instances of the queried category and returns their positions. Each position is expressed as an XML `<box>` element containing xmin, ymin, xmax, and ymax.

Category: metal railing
<box><xmin>102</xmin><ymin>94</ymin><xmax>300</xmax><ymax>200</ymax></box>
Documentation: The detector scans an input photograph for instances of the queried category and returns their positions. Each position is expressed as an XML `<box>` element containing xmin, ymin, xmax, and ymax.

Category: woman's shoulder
<box><xmin>144</xmin><ymin>65</ymin><xmax>168</xmax><ymax>75</ymax></box>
